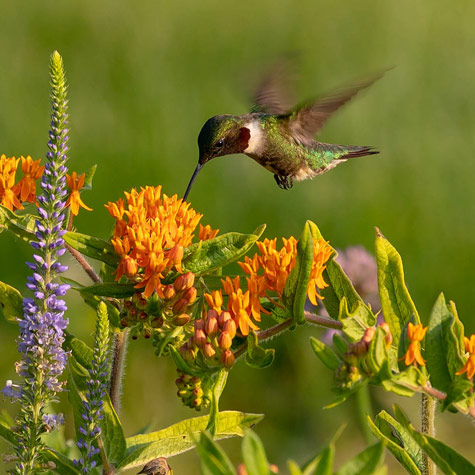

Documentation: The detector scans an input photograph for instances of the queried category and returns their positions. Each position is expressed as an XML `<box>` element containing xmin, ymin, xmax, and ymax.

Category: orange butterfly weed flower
<box><xmin>15</xmin><ymin>156</ymin><xmax>45</xmax><ymax>204</ymax></box>
<box><xmin>66</xmin><ymin>171</ymin><xmax>92</xmax><ymax>216</ymax></box>
<box><xmin>402</xmin><ymin>322</ymin><xmax>428</xmax><ymax>367</ymax></box>
<box><xmin>456</xmin><ymin>335</ymin><xmax>475</xmax><ymax>379</ymax></box>
<box><xmin>204</xmin><ymin>289</ymin><xmax>223</xmax><ymax>311</ymax></box>
<box><xmin>0</xmin><ymin>155</ymin><xmax>23</xmax><ymax>211</ymax></box>
<box><xmin>199</xmin><ymin>223</ymin><xmax>219</xmax><ymax>241</ymax></box>
<box><xmin>105</xmin><ymin>186</ymin><xmax>202</xmax><ymax>298</ymax></box>
<box><xmin>307</xmin><ymin>239</ymin><xmax>333</xmax><ymax>305</ymax></box>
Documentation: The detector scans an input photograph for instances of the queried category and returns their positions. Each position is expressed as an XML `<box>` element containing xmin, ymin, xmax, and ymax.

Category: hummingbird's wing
<box><xmin>251</xmin><ymin>60</ymin><xmax>297</xmax><ymax>115</ymax></box>
<box><xmin>287</xmin><ymin>71</ymin><xmax>386</xmax><ymax>145</ymax></box>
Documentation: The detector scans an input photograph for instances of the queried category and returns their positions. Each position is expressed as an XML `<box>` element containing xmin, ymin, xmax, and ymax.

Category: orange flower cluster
<box><xmin>0</xmin><ymin>155</ymin><xmax>44</xmax><ymax>211</ymax></box>
<box><xmin>456</xmin><ymin>335</ymin><xmax>475</xmax><ymax>379</ymax></box>
<box><xmin>106</xmin><ymin>186</ymin><xmax>217</xmax><ymax>298</ymax></box>
<box><xmin>402</xmin><ymin>322</ymin><xmax>427</xmax><ymax>367</ymax></box>
<box><xmin>203</xmin><ymin>236</ymin><xmax>332</xmax><ymax>336</ymax></box>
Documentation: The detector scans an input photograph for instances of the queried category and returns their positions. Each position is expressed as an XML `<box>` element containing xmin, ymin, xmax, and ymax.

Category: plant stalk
<box><xmin>421</xmin><ymin>393</ymin><xmax>436</xmax><ymax>475</ymax></box>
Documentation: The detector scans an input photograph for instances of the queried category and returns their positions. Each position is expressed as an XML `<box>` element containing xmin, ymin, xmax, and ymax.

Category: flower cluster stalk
<box><xmin>3</xmin><ymin>51</ymin><xmax>71</xmax><ymax>474</ymax></box>
<box><xmin>75</xmin><ymin>302</ymin><xmax>111</xmax><ymax>473</ymax></box>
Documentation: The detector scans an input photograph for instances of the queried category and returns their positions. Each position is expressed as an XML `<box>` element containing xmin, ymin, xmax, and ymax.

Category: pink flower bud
<box><xmin>205</xmin><ymin>316</ymin><xmax>218</xmax><ymax>338</ymax></box>
<box><xmin>203</xmin><ymin>343</ymin><xmax>216</xmax><ymax>359</ymax></box>
<box><xmin>221</xmin><ymin>349</ymin><xmax>235</xmax><ymax>368</ymax></box>
<box><xmin>218</xmin><ymin>331</ymin><xmax>233</xmax><ymax>350</ymax></box>
<box><xmin>218</xmin><ymin>311</ymin><xmax>232</xmax><ymax>328</ymax></box>
<box><xmin>174</xmin><ymin>272</ymin><xmax>195</xmax><ymax>291</ymax></box>
<box><xmin>223</xmin><ymin>319</ymin><xmax>237</xmax><ymax>339</ymax></box>
<box><xmin>194</xmin><ymin>329</ymin><xmax>207</xmax><ymax>348</ymax></box>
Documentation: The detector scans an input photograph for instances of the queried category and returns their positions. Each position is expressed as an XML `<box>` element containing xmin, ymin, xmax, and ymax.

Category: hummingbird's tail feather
<box><xmin>343</xmin><ymin>145</ymin><xmax>379</xmax><ymax>159</ymax></box>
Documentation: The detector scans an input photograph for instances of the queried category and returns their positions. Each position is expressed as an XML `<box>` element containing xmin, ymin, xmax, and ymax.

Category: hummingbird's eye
<box><xmin>216</xmin><ymin>139</ymin><xmax>224</xmax><ymax>148</ymax></box>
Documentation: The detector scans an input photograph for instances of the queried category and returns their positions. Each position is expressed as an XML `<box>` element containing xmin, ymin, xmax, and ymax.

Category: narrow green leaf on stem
<box><xmin>194</xmin><ymin>431</ymin><xmax>236</xmax><ymax>475</ymax></box>
<box><xmin>242</xmin><ymin>430</ymin><xmax>270</xmax><ymax>475</ymax></box>
<box><xmin>64</xmin><ymin>231</ymin><xmax>120</xmax><ymax>267</ymax></box>
<box><xmin>310</xmin><ymin>337</ymin><xmax>340</xmax><ymax>370</ymax></box>
<box><xmin>335</xmin><ymin>442</ymin><xmax>385</xmax><ymax>475</ymax></box>
<box><xmin>0</xmin><ymin>280</ymin><xmax>24</xmax><ymax>322</ymax></box>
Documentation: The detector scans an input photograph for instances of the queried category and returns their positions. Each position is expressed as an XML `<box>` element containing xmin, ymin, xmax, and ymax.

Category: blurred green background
<box><xmin>1</xmin><ymin>0</ymin><xmax>475</xmax><ymax>473</ymax></box>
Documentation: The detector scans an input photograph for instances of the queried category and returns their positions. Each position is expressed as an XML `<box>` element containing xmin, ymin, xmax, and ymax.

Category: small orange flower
<box><xmin>204</xmin><ymin>289</ymin><xmax>223</xmax><ymax>311</ymax></box>
<box><xmin>14</xmin><ymin>156</ymin><xmax>44</xmax><ymax>203</ymax></box>
<box><xmin>456</xmin><ymin>335</ymin><xmax>475</xmax><ymax>379</ymax></box>
<box><xmin>0</xmin><ymin>155</ymin><xmax>23</xmax><ymax>211</ymax></box>
<box><xmin>402</xmin><ymin>322</ymin><xmax>427</xmax><ymax>367</ymax></box>
<box><xmin>199</xmin><ymin>223</ymin><xmax>219</xmax><ymax>241</ymax></box>
<box><xmin>307</xmin><ymin>239</ymin><xmax>333</xmax><ymax>305</ymax></box>
<box><xmin>66</xmin><ymin>171</ymin><xmax>92</xmax><ymax>216</ymax></box>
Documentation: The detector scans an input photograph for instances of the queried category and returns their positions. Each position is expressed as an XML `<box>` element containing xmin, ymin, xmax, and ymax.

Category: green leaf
<box><xmin>335</xmin><ymin>442</ymin><xmax>385</xmax><ymax>475</ymax></box>
<box><xmin>195</xmin><ymin>431</ymin><xmax>236</xmax><ymax>475</ymax></box>
<box><xmin>182</xmin><ymin>227</ymin><xmax>265</xmax><ymax>276</ymax></box>
<box><xmin>375</xmin><ymin>228</ymin><xmax>419</xmax><ymax>349</ymax></box>
<box><xmin>0</xmin><ymin>280</ymin><xmax>24</xmax><ymax>322</ymax></box>
<box><xmin>246</xmin><ymin>331</ymin><xmax>275</xmax><ymax>369</ymax></box>
<box><xmin>82</xmin><ymin>164</ymin><xmax>97</xmax><ymax>190</ymax></box>
<box><xmin>79</xmin><ymin>282</ymin><xmax>137</xmax><ymax>298</ymax></box>
<box><xmin>367</xmin><ymin>327</ymin><xmax>389</xmax><ymax>374</ymax></box>
<box><xmin>0</xmin><ymin>204</ymin><xmax>37</xmax><ymax>241</ymax></box>
<box><xmin>380</xmin><ymin>366</ymin><xmax>425</xmax><ymax>397</ymax></box>
<box><xmin>394</xmin><ymin>404</ymin><xmax>475</xmax><ymax>475</ymax></box>
<box><xmin>282</xmin><ymin>221</ymin><xmax>314</xmax><ymax>324</ymax></box>
<box><xmin>310</xmin><ymin>337</ymin><xmax>340</xmax><ymax>370</ymax></box>
<box><xmin>64</xmin><ymin>231</ymin><xmax>120</xmax><ymax>267</ymax></box>
<box><xmin>206</xmin><ymin>369</ymin><xmax>229</xmax><ymax>436</ymax></box>
<box><xmin>332</xmin><ymin>333</ymin><xmax>349</xmax><ymax>356</ymax></box>
<box><xmin>368</xmin><ymin>412</ymin><xmax>422</xmax><ymax>474</ymax></box>
<box><xmin>68</xmin><ymin>355</ymin><xmax>126</xmax><ymax>464</ymax></box>
<box><xmin>338</xmin><ymin>297</ymin><xmax>375</xmax><ymax>342</ymax></box>
<box><xmin>426</xmin><ymin>293</ymin><xmax>466</xmax><ymax>394</ymax></box>
<box><xmin>117</xmin><ymin>411</ymin><xmax>263</xmax><ymax>470</ymax></box>
<box><xmin>65</xmin><ymin>333</ymin><xmax>94</xmax><ymax>368</ymax></box>
<box><xmin>314</xmin><ymin>444</ymin><xmax>334</xmax><ymax>475</ymax></box>
<box><xmin>287</xmin><ymin>460</ymin><xmax>303</xmax><ymax>475</ymax></box>
<box><xmin>43</xmin><ymin>448</ymin><xmax>83</xmax><ymax>475</ymax></box>
<box><xmin>307</xmin><ymin>221</ymin><xmax>375</xmax><ymax>329</ymax></box>
<box><xmin>242</xmin><ymin>430</ymin><xmax>271</xmax><ymax>475</ymax></box>
<box><xmin>442</xmin><ymin>377</ymin><xmax>474</xmax><ymax>411</ymax></box>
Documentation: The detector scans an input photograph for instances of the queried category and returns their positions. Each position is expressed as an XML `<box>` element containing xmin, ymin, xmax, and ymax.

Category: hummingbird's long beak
<box><xmin>183</xmin><ymin>163</ymin><xmax>202</xmax><ymax>201</ymax></box>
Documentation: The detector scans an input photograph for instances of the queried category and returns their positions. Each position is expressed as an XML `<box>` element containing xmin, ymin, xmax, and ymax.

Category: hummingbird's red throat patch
<box><xmin>238</xmin><ymin>127</ymin><xmax>251</xmax><ymax>150</ymax></box>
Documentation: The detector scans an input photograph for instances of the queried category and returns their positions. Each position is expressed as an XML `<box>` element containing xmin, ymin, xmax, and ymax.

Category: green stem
<box><xmin>421</xmin><ymin>393</ymin><xmax>436</xmax><ymax>475</ymax></box>
<box><xmin>355</xmin><ymin>384</ymin><xmax>373</xmax><ymax>444</ymax></box>
<box><xmin>109</xmin><ymin>330</ymin><xmax>129</xmax><ymax>413</ymax></box>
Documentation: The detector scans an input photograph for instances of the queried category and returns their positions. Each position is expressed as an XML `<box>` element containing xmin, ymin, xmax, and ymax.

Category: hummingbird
<box><xmin>183</xmin><ymin>67</ymin><xmax>385</xmax><ymax>200</ymax></box>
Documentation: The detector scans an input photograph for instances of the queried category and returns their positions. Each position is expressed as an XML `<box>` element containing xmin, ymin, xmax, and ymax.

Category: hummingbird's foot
<box><xmin>274</xmin><ymin>174</ymin><xmax>293</xmax><ymax>190</ymax></box>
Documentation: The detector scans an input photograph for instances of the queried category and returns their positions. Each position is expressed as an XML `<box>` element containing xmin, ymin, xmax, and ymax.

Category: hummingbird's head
<box><xmin>183</xmin><ymin>115</ymin><xmax>251</xmax><ymax>201</ymax></box>
<box><xmin>197</xmin><ymin>114</ymin><xmax>251</xmax><ymax>166</ymax></box>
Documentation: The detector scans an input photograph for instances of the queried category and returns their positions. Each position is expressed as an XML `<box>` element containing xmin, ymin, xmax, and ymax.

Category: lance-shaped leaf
<box><xmin>79</xmin><ymin>282</ymin><xmax>137</xmax><ymax>299</ymax></box>
<box><xmin>282</xmin><ymin>221</ymin><xmax>314</xmax><ymax>324</ymax></box>
<box><xmin>313</xmin><ymin>445</ymin><xmax>334</xmax><ymax>475</ymax></box>
<box><xmin>82</xmin><ymin>164</ymin><xmax>97</xmax><ymax>191</ymax></box>
<box><xmin>307</xmin><ymin>221</ymin><xmax>375</xmax><ymax>330</ymax></box>
<box><xmin>394</xmin><ymin>405</ymin><xmax>475</xmax><ymax>475</ymax></box>
<box><xmin>194</xmin><ymin>431</ymin><xmax>236</xmax><ymax>475</ymax></box>
<box><xmin>68</xmin><ymin>356</ymin><xmax>126</xmax><ymax>464</ymax></box>
<box><xmin>368</xmin><ymin>410</ymin><xmax>422</xmax><ymax>474</ymax></box>
<box><xmin>0</xmin><ymin>204</ymin><xmax>37</xmax><ymax>241</ymax></box>
<box><xmin>182</xmin><ymin>225</ymin><xmax>265</xmax><ymax>276</ymax></box>
<box><xmin>117</xmin><ymin>411</ymin><xmax>263</xmax><ymax>471</ymax></box>
<box><xmin>310</xmin><ymin>337</ymin><xmax>340</xmax><ymax>370</ymax></box>
<box><xmin>246</xmin><ymin>330</ymin><xmax>275</xmax><ymax>369</ymax></box>
<box><xmin>0</xmin><ymin>280</ymin><xmax>24</xmax><ymax>322</ymax></box>
<box><xmin>242</xmin><ymin>430</ymin><xmax>270</xmax><ymax>475</ymax></box>
<box><xmin>367</xmin><ymin>327</ymin><xmax>389</xmax><ymax>375</ymax></box>
<box><xmin>64</xmin><ymin>231</ymin><xmax>120</xmax><ymax>267</ymax></box>
<box><xmin>335</xmin><ymin>442</ymin><xmax>385</xmax><ymax>475</ymax></box>
<box><xmin>375</xmin><ymin>228</ymin><xmax>419</xmax><ymax>349</ymax></box>
<box><xmin>426</xmin><ymin>293</ymin><xmax>466</xmax><ymax>395</ymax></box>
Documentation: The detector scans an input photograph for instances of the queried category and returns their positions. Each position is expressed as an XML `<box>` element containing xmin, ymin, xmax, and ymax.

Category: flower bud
<box><xmin>352</xmin><ymin>340</ymin><xmax>368</xmax><ymax>357</ymax></box>
<box><xmin>173</xmin><ymin>298</ymin><xmax>189</xmax><ymax>315</ymax></box>
<box><xmin>173</xmin><ymin>313</ymin><xmax>191</xmax><ymax>326</ymax></box>
<box><xmin>143</xmin><ymin>328</ymin><xmax>152</xmax><ymax>339</ymax></box>
<box><xmin>207</xmin><ymin>308</ymin><xmax>219</xmax><ymax>321</ymax></box>
<box><xmin>223</xmin><ymin>319</ymin><xmax>237</xmax><ymax>339</ymax></box>
<box><xmin>124</xmin><ymin>256</ymin><xmax>138</xmax><ymax>278</ymax></box>
<box><xmin>218</xmin><ymin>311</ymin><xmax>232</xmax><ymax>328</ymax></box>
<box><xmin>218</xmin><ymin>331</ymin><xmax>233</xmax><ymax>350</ymax></box>
<box><xmin>174</xmin><ymin>272</ymin><xmax>195</xmax><ymax>291</ymax></box>
<box><xmin>183</xmin><ymin>287</ymin><xmax>197</xmax><ymax>305</ymax></box>
<box><xmin>151</xmin><ymin>316</ymin><xmax>164</xmax><ymax>328</ymax></box>
<box><xmin>205</xmin><ymin>316</ymin><xmax>218</xmax><ymax>339</ymax></box>
<box><xmin>127</xmin><ymin>307</ymin><xmax>138</xmax><ymax>321</ymax></box>
<box><xmin>120</xmin><ymin>317</ymin><xmax>129</xmax><ymax>328</ymax></box>
<box><xmin>221</xmin><ymin>349</ymin><xmax>235</xmax><ymax>368</ymax></box>
<box><xmin>180</xmin><ymin>345</ymin><xmax>196</xmax><ymax>364</ymax></box>
<box><xmin>378</xmin><ymin>322</ymin><xmax>393</xmax><ymax>347</ymax></box>
<box><xmin>163</xmin><ymin>284</ymin><xmax>176</xmax><ymax>300</ymax></box>
<box><xmin>362</xmin><ymin>327</ymin><xmax>376</xmax><ymax>348</ymax></box>
<box><xmin>194</xmin><ymin>319</ymin><xmax>205</xmax><ymax>331</ymax></box>
<box><xmin>194</xmin><ymin>329</ymin><xmax>207</xmax><ymax>348</ymax></box>
<box><xmin>203</xmin><ymin>342</ymin><xmax>216</xmax><ymax>359</ymax></box>
<box><xmin>168</xmin><ymin>244</ymin><xmax>184</xmax><ymax>268</ymax></box>
<box><xmin>139</xmin><ymin>311</ymin><xmax>148</xmax><ymax>321</ymax></box>
<box><xmin>132</xmin><ymin>292</ymin><xmax>147</xmax><ymax>310</ymax></box>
